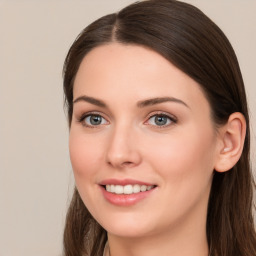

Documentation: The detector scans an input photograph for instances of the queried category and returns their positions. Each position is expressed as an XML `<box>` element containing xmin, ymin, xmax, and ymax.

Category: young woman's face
<box><xmin>70</xmin><ymin>43</ymin><xmax>220</xmax><ymax>238</ymax></box>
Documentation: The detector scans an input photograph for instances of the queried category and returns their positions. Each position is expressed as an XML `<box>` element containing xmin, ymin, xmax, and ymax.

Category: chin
<box><xmin>98</xmin><ymin>213</ymin><xmax>158</xmax><ymax>238</ymax></box>
<box><xmin>106</xmin><ymin>225</ymin><xmax>151</xmax><ymax>238</ymax></box>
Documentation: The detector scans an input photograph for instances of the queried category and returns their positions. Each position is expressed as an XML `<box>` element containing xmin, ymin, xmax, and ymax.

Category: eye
<box><xmin>79</xmin><ymin>113</ymin><xmax>108</xmax><ymax>127</ymax></box>
<box><xmin>146</xmin><ymin>113</ymin><xmax>176</xmax><ymax>127</ymax></box>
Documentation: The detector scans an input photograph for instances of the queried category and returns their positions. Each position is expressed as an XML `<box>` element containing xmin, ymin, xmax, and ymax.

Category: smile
<box><xmin>105</xmin><ymin>184</ymin><xmax>156</xmax><ymax>194</ymax></box>
<box><xmin>99</xmin><ymin>179</ymin><xmax>157</xmax><ymax>206</ymax></box>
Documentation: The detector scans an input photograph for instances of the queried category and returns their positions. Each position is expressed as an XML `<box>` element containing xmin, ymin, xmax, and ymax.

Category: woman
<box><xmin>62</xmin><ymin>0</ymin><xmax>256</xmax><ymax>255</ymax></box>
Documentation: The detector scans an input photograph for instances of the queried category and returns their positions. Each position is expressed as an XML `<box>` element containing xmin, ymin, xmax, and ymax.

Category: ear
<box><xmin>214</xmin><ymin>112</ymin><xmax>246</xmax><ymax>173</ymax></box>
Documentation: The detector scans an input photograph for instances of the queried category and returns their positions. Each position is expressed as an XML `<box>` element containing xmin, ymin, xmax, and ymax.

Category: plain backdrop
<box><xmin>0</xmin><ymin>0</ymin><xmax>255</xmax><ymax>255</ymax></box>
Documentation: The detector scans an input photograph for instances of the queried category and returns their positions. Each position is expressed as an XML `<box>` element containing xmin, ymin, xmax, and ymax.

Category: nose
<box><xmin>106</xmin><ymin>125</ymin><xmax>142</xmax><ymax>169</ymax></box>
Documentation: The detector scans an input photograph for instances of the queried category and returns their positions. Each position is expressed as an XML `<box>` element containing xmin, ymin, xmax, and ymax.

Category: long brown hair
<box><xmin>62</xmin><ymin>1</ymin><xmax>256</xmax><ymax>255</ymax></box>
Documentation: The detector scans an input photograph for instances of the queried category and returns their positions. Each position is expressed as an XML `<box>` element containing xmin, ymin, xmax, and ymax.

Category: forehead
<box><xmin>73</xmin><ymin>42</ymin><xmax>210</xmax><ymax>113</ymax></box>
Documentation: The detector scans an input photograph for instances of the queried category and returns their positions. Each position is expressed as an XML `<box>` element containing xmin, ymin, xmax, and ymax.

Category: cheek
<box><xmin>146</xmin><ymin>125</ymin><xmax>216</xmax><ymax>186</ymax></box>
<box><xmin>142</xmin><ymin>126</ymin><xmax>216</xmax><ymax>226</ymax></box>
<box><xmin>69</xmin><ymin>130</ymin><xmax>104</xmax><ymax>182</ymax></box>
<box><xmin>69</xmin><ymin>130</ymin><xmax>111</xmax><ymax>222</ymax></box>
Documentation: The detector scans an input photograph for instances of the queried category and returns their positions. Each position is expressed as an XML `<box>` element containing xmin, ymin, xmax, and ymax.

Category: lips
<box><xmin>99</xmin><ymin>179</ymin><xmax>157</xmax><ymax>206</ymax></box>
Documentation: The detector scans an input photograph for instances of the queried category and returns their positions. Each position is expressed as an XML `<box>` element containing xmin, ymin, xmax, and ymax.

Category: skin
<box><xmin>69</xmin><ymin>43</ymin><xmax>242</xmax><ymax>256</ymax></box>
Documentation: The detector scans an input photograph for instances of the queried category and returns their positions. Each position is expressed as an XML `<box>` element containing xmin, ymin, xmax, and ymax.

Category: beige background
<box><xmin>0</xmin><ymin>0</ymin><xmax>255</xmax><ymax>255</ymax></box>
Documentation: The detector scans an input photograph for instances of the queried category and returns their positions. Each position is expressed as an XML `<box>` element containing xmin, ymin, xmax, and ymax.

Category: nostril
<box><xmin>122</xmin><ymin>161</ymin><xmax>133</xmax><ymax>166</ymax></box>
<box><xmin>107</xmin><ymin>160</ymin><xmax>134</xmax><ymax>168</ymax></box>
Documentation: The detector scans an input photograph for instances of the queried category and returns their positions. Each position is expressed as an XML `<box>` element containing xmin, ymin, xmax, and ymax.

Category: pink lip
<box><xmin>99</xmin><ymin>179</ymin><xmax>157</xmax><ymax>206</ymax></box>
<box><xmin>99</xmin><ymin>178</ymin><xmax>155</xmax><ymax>186</ymax></box>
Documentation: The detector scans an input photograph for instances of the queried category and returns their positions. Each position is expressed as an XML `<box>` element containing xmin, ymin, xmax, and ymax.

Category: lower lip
<box><xmin>99</xmin><ymin>186</ymin><xmax>156</xmax><ymax>206</ymax></box>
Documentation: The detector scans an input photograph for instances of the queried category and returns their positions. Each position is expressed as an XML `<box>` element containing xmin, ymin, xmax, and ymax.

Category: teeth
<box><xmin>140</xmin><ymin>185</ymin><xmax>147</xmax><ymax>192</ymax></box>
<box><xmin>133</xmin><ymin>184</ymin><xmax>140</xmax><ymax>193</ymax></box>
<box><xmin>115</xmin><ymin>185</ymin><xmax>123</xmax><ymax>194</ymax></box>
<box><xmin>123</xmin><ymin>184</ymin><xmax>133</xmax><ymax>194</ymax></box>
<box><xmin>147</xmin><ymin>185</ymin><xmax>153</xmax><ymax>191</ymax></box>
<box><xmin>110</xmin><ymin>184</ymin><xmax>115</xmax><ymax>193</ymax></box>
<box><xmin>105</xmin><ymin>184</ymin><xmax>155</xmax><ymax>194</ymax></box>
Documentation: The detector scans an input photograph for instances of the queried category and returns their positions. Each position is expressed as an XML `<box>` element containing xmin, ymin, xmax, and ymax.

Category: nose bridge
<box><xmin>106</xmin><ymin>120</ymin><xmax>141</xmax><ymax>168</ymax></box>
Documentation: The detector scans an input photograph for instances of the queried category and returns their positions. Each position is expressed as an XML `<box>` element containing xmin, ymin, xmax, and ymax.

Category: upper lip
<box><xmin>99</xmin><ymin>178</ymin><xmax>156</xmax><ymax>186</ymax></box>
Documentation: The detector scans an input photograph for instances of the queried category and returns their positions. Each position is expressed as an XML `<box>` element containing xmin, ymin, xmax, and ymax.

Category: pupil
<box><xmin>90</xmin><ymin>115</ymin><xmax>101</xmax><ymax>125</ymax></box>
<box><xmin>155</xmin><ymin>116</ymin><xmax>167</xmax><ymax>125</ymax></box>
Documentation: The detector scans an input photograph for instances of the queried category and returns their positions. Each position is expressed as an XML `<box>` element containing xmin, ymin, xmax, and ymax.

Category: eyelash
<box><xmin>145</xmin><ymin>112</ymin><xmax>177</xmax><ymax>128</ymax></box>
<box><xmin>76</xmin><ymin>111</ymin><xmax>177</xmax><ymax>129</ymax></box>
<box><xmin>77</xmin><ymin>112</ymin><xmax>108</xmax><ymax>128</ymax></box>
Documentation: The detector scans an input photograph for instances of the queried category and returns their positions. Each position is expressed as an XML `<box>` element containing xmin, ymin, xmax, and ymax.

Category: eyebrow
<box><xmin>73</xmin><ymin>95</ymin><xmax>106</xmax><ymax>108</ymax></box>
<box><xmin>137</xmin><ymin>97</ymin><xmax>189</xmax><ymax>108</ymax></box>
<box><xmin>73</xmin><ymin>95</ymin><xmax>189</xmax><ymax>109</ymax></box>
